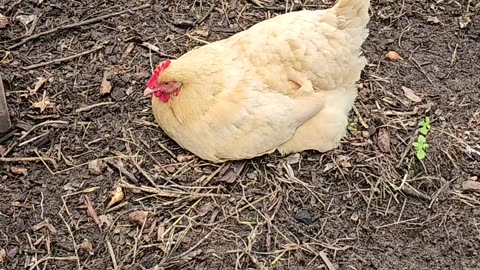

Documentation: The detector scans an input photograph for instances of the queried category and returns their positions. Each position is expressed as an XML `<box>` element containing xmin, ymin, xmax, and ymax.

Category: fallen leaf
<box><xmin>84</xmin><ymin>195</ymin><xmax>100</xmax><ymax>225</ymax></box>
<box><xmin>80</xmin><ymin>239</ymin><xmax>94</xmax><ymax>255</ymax></box>
<box><xmin>100</xmin><ymin>70</ymin><xmax>112</xmax><ymax>95</ymax></box>
<box><xmin>385</xmin><ymin>50</ymin><xmax>403</xmax><ymax>61</ymax></box>
<box><xmin>0</xmin><ymin>13</ymin><xmax>8</xmax><ymax>29</ymax></box>
<box><xmin>10</xmin><ymin>166</ymin><xmax>28</xmax><ymax>176</ymax></box>
<box><xmin>30</xmin><ymin>77</ymin><xmax>47</xmax><ymax>95</ymax></box>
<box><xmin>402</xmin><ymin>86</ymin><xmax>422</xmax><ymax>103</ymax></box>
<box><xmin>128</xmin><ymin>211</ymin><xmax>149</xmax><ymax>227</ymax></box>
<box><xmin>16</xmin><ymin>14</ymin><xmax>36</xmax><ymax>26</ymax></box>
<box><xmin>88</xmin><ymin>159</ymin><xmax>105</xmax><ymax>175</ymax></box>
<box><xmin>426</xmin><ymin>16</ymin><xmax>440</xmax><ymax>24</ymax></box>
<box><xmin>377</xmin><ymin>129</ymin><xmax>391</xmax><ymax>153</ymax></box>
<box><xmin>107</xmin><ymin>187</ymin><xmax>124</xmax><ymax>208</ymax></box>
<box><xmin>31</xmin><ymin>91</ymin><xmax>54</xmax><ymax>113</ymax></box>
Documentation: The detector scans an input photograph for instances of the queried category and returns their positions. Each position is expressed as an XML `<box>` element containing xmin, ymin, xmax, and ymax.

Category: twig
<box><xmin>75</xmin><ymin>101</ymin><xmax>115</xmax><ymax>113</ymax></box>
<box><xmin>106</xmin><ymin>160</ymin><xmax>139</xmax><ymax>183</ymax></box>
<box><xmin>106</xmin><ymin>237</ymin><xmax>119</xmax><ymax>270</ymax></box>
<box><xmin>411</xmin><ymin>57</ymin><xmax>435</xmax><ymax>87</ymax></box>
<box><xmin>28</xmin><ymin>256</ymin><xmax>78</xmax><ymax>270</ymax></box>
<box><xmin>7</xmin><ymin>4</ymin><xmax>151</xmax><ymax>49</ymax></box>
<box><xmin>18</xmin><ymin>120</ymin><xmax>69</xmax><ymax>140</ymax></box>
<box><xmin>139</xmin><ymin>42</ymin><xmax>177</xmax><ymax>59</ymax></box>
<box><xmin>0</xmin><ymin>156</ymin><xmax>57</xmax><ymax>168</ymax></box>
<box><xmin>319</xmin><ymin>251</ymin><xmax>336</xmax><ymax>270</ymax></box>
<box><xmin>22</xmin><ymin>45</ymin><xmax>104</xmax><ymax>70</ymax></box>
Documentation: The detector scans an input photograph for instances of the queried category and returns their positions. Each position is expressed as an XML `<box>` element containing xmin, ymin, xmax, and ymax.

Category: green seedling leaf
<box><xmin>416</xmin><ymin>149</ymin><xmax>426</xmax><ymax>160</ymax></box>
<box><xmin>417</xmin><ymin>135</ymin><xmax>426</xmax><ymax>144</ymax></box>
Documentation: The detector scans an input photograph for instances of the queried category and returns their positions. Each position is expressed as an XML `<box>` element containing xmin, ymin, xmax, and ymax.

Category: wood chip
<box><xmin>0</xmin><ymin>74</ymin><xmax>11</xmax><ymax>133</ymax></box>
<box><xmin>0</xmin><ymin>13</ymin><xmax>8</xmax><ymax>29</ymax></box>
<box><xmin>402</xmin><ymin>86</ymin><xmax>422</xmax><ymax>103</ymax></box>
<box><xmin>462</xmin><ymin>180</ymin><xmax>480</xmax><ymax>192</ymax></box>
<box><xmin>377</xmin><ymin>129</ymin><xmax>391</xmax><ymax>153</ymax></box>
<box><xmin>10</xmin><ymin>166</ymin><xmax>28</xmax><ymax>176</ymax></box>
<box><xmin>100</xmin><ymin>70</ymin><xmax>112</xmax><ymax>95</ymax></box>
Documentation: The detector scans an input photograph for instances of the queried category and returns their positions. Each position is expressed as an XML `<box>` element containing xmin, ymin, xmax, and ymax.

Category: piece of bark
<box><xmin>0</xmin><ymin>74</ymin><xmax>12</xmax><ymax>133</ymax></box>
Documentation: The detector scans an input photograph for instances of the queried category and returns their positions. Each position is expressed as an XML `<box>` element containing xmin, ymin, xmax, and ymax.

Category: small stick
<box><xmin>18</xmin><ymin>120</ymin><xmax>69</xmax><ymax>140</ymax></box>
<box><xmin>106</xmin><ymin>160</ymin><xmax>139</xmax><ymax>184</ymax></box>
<box><xmin>0</xmin><ymin>156</ymin><xmax>57</xmax><ymax>168</ymax></box>
<box><xmin>75</xmin><ymin>101</ymin><xmax>114</xmax><ymax>113</ymax></box>
<box><xmin>28</xmin><ymin>256</ymin><xmax>78</xmax><ymax>270</ymax></box>
<box><xmin>106</xmin><ymin>238</ymin><xmax>119</xmax><ymax>270</ymax></box>
<box><xmin>319</xmin><ymin>251</ymin><xmax>336</xmax><ymax>270</ymax></box>
<box><xmin>139</xmin><ymin>42</ymin><xmax>177</xmax><ymax>59</ymax></box>
<box><xmin>7</xmin><ymin>4</ymin><xmax>151</xmax><ymax>49</ymax></box>
<box><xmin>22</xmin><ymin>45</ymin><xmax>104</xmax><ymax>70</ymax></box>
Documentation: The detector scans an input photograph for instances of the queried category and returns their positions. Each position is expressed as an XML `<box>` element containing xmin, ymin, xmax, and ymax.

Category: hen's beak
<box><xmin>143</xmin><ymin>87</ymin><xmax>154</xmax><ymax>97</ymax></box>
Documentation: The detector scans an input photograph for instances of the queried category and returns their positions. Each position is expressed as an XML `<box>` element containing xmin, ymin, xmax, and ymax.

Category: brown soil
<box><xmin>1</xmin><ymin>0</ymin><xmax>479</xmax><ymax>269</ymax></box>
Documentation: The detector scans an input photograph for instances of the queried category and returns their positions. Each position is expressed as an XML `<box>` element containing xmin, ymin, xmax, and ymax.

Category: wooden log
<box><xmin>0</xmin><ymin>74</ymin><xmax>12</xmax><ymax>133</ymax></box>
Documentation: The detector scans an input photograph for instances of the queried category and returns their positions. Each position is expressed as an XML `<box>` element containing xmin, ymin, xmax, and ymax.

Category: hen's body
<box><xmin>149</xmin><ymin>0</ymin><xmax>370</xmax><ymax>163</ymax></box>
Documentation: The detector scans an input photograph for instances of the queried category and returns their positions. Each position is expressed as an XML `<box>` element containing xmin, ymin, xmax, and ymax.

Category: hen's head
<box><xmin>144</xmin><ymin>60</ymin><xmax>182</xmax><ymax>103</ymax></box>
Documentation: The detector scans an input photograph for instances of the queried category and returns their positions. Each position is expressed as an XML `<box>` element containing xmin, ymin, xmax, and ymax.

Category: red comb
<box><xmin>147</xmin><ymin>60</ymin><xmax>171</xmax><ymax>88</ymax></box>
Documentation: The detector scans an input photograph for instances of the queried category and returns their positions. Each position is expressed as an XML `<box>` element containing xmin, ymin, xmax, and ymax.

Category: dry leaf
<box><xmin>30</xmin><ymin>77</ymin><xmax>47</xmax><ymax>95</ymax></box>
<box><xmin>377</xmin><ymin>129</ymin><xmax>391</xmax><ymax>153</ymax></box>
<box><xmin>88</xmin><ymin>159</ymin><xmax>105</xmax><ymax>175</ymax></box>
<box><xmin>107</xmin><ymin>187</ymin><xmax>124</xmax><ymax>208</ymax></box>
<box><xmin>426</xmin><ymin>16</ymin><xmax>440</xmax><ymax>24</ymax></box>
<box><xmin>10</xmin><ymin>166</ymin><xmax>28</xmax><ymax>176</ymax></box>
<box><xmin>16</xmin><ymin>14</ymin><xmax>36</xmax><ymax>26</ymax></box>
<box><xmin>385</xmin><ymin>51</ymin><xmax>403</xmax><ymax>61</ymax></box>
<box><xmin>32</xmin><ymin>92</ymin><xmax>54</xmax><ymax>113</ymax></box>
<box><xmin>128</xmin><ymin>211</ymin><xmax>149</xmax><ymax>226</ymax></box>
<box><xmin>0</xmin><ymin>13</ymin><xmax>8</xmax><ymax>29</ymax></box>
<box><xmin>80</xmin><ymin>239</ymin><xmax>94</xmax><ymax>255</ymax></box>
<box><xmin>100</xmin><ymin>71</ymin><xmax>112</xmax><ymax>95</ymax></box>
<box><xmin>402</xmin><ymin>86</ymin><xmax>422</xmax><ymax>103</ymax></box>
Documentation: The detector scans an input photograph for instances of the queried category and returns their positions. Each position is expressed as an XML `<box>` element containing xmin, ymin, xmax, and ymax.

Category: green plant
<box><xmin>412</xmin><ymin>117</ymin><xmax>431</xmax><ymax>160</ymax></box>
<box><xmin>347</xmin><ymin>122</ymin><xmax>357</xmax><ymax>135</ymax></box>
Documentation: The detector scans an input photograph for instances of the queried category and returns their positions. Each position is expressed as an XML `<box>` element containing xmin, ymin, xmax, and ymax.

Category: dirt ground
<box><xmin>1</xmin><ymin>0</ymin><xmax>479</xmax><ymax>269</ymax></box>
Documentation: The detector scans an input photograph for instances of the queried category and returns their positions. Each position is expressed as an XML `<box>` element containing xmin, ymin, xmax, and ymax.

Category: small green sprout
<box><xmin>412</xmin><ymin>117</ymin><xmax>431</xmax><ymax>160</ymax></box>
<box><xmin>347</xmin><ymin>122</ymin><xmax>357</xmax><ymax>135</ymax></box>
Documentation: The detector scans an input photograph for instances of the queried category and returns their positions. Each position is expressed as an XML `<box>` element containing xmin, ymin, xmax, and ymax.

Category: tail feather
<box><xmin>332</xmin><ymin>0</ymin><xmax>370</xmax><ymax>31</ymax></box>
